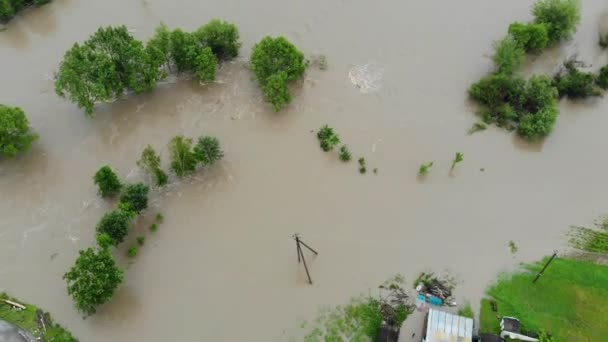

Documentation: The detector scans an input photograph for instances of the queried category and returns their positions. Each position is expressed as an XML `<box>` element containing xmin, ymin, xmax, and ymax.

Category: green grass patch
<box><xmin>481</xmin><ymin>258</ymin><xmax>608</xmax><ymax>340</ymax></box>
<box><xmin>457</xmin><ymin>302</ymin><xmax>474</xmax><ymax>319</ymax></box>
<box><xmin>569</xmin><ymin>217</ymin><xmax>608</xmax><ymax>253</ymax></box>
<box><xmin>0</xmin><ymin>293</ymin><xmax>76</xmax><ymax>341</ymax></box>
<box><xmin>479</xmin><ymin>298</ymin><xmax>500</xmax><ymax>334</ymax></box>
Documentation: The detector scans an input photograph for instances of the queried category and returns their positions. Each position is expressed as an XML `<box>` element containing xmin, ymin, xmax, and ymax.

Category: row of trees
<box><xmin>468</xmin><ymin>0</ymin><xmax>582</xmax><ymax>139</ymax></box>
<box><xmin>0</xmin><ymin>0</ymin><xmax>49</xmax><ymax>22</ymax></box>
<box><xmin>65</xmin><ymin>134</ymin><xmax>223</xmax><ymax>314</ymax></box>
<box><xmin>0</xmin><ymin>104</ymin><xmax>38</xmax><ymax>158</ymax></box>
<box><xmin>55</xmin><ymin>20</ymin><xmax>240</xmax><ymax>115</ymax></box>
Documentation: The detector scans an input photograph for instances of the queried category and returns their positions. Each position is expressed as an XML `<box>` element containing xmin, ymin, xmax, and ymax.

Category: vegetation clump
<box><xmin>553</xmin><ymin>61</ymin><xmax>601</xmax><ymax>98</ymax></box>
<box><xmin>63</xmin><ymin>247</ymin><xmax>123</xmax><ymax>315</ymax></box>
<box><xmin>508</xmin><ymin>22</ymin><xmax>550</xmax><ymax>52</ymax></box>
<box><xmin>250</xmin><ymin>36</ymin><xmax>306</xmax><ymax>111</ymax></box>
<box><xmin>193</xmin><ymin>135</ymin><xmax>223</xmax><ymax>166</ymax></box>
<box><xmin>119</xmin><ymin>183</ymin><xmax>149</xmax><ymax>213</ymax></box>
<box><xmin>358</xmin><ymin>157</ymin><xmax>367</xmax><ymax>174</ymax></box>
<box><xmin>93</xmin><ymin>165</ymin><xmax>122</xmax><ymax>197</ymax></box>
<box><xmin>96</xmin><ymin>209</ymin><xmax>132</xmax><ymax>246</ymax></box>
<box><xmin>468</xmin><ymin>122</ymin><xmax>487</xmax><ymax>135</ymax></box>
<box><xmin>127</xmin><ymin>245</ymin><xmax>138</xmax><ymax>258</ymax></box>
<box><xmin>0</xmin><ymin>0</ymin><xmax>51</xmax><ymax>22</ymax></box>
<box><xmin>532</xmin><ymin>0</ymin><xmax>581</xmax><ymax>44</ymax></box>
<box><xmin>137</xmin><ymin>236</ymin><xmax>145</xmax><ymax>246</ymax></box>
<box><xmin>595</xmin><ymin>65</ymin><xmax>608</xmax><ymax>90</ymax></box>
<box><xmin>194</xmin><ymin>19</ymin><xmax>241</xmax><ymax>60</ymax></box>
<box><xmin>457</xmin><ymin>302</ymin><xmax>474</xmax><ymax>319</ymax></box>
<box><xmin>492</xmin><ymin>35</ymin><xmax>524</xmax><ymax>75</ymax></box>
<box><xmin>339</xmin><ymin>145</ymin><xmax>351</xmax><ymax>162</ymax></box>
<box><xmin>601</xmin><ymin>33</ymin><xmax>608</xmax><ymax>49</ymax></box>
<box><xmin>0</xmin><ymin>105</ymin><xmax>38</xmax><ymax>157</ymax></box>
<box><xmin>316</xmin><ymin>125</ymin><xmax>340</xmax><ymax>152</ymax></box>
<box><xmin>569</xmin><ymin>217</ymin><xmax>608</xmax><ymax>253</ymax></box>
<box><xmin>137</xmin><ymin>145</ymin><xmax>168</xmax><ymax>186</ymax></box>
<box><xmin>451</xmin><ymin>152</ymin><xmax>464</xmax><ymax>170</ymax></box>
<box><xmin>169</xmin><ymin>135</ymin><xmax>197</xmax><ymax>177</ymax></box>
<box><xmin>418</xmin><ymin>162</ymin><xmax>433</xmax><ymax>176</ymax></box>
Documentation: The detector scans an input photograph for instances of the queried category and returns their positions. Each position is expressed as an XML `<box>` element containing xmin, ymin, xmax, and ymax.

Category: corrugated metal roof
<box><xmin>425</xmin><ymin>308</ymin><xmax>473</xmax><ymax>342</ymax></box>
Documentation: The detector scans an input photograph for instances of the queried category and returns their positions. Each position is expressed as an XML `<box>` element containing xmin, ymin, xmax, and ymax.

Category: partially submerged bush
<box><xmin>508</xmin><ymin>22</ymin><xmax>549</xmax><ymax>51</ymax></box>
<box><xmin>120</xmin><ymin>183</ymin><xmax>149</xmax><ymax>213</ymax></box>
<box><xmin>193</xmin><ymin>47</ymin><xmax>217</xmax><ymax>82</ymax></box>
<box><xmin>596</xmin><ymin>65</ymin><xmax>608</xmax><ymax>90</ymax></box>
<box><xmin>250</xmin><ymin>36</ymin><xmax>306</xmax><ymax>111</ymax></box>
<box><xmin>418</xmin><ymin>162</ymin><xmax>433</xmax><ymax>175</ymax></box>
<box><xmin>127</xmin><ymin>245</ymin><xmax>138</xmax><ymax>258</ymax></box>
<box><xmin>317</xmin><ymin>125</ymin><xmax>340</xmax><ymax>152</ymax></box>
<box><xmin>451</xmin><ymin>152</ymin><xmax>464</xmax><ymax>170</ymax></box>
<box><xmin>533</xmin><ymin>0</ymin><xmax>581</xmax><ymax>43</ymax></box>
<box><xmin>193</xmin><ymin>135</ymin><xmax>223</xmax><ymax>165</ymax></box>
<box><xmin>519</xmin><ymin>75</ymin><xmax>558</xmax><ymax>113</ymax></box>
<box><xmin>553</xmin><ymin>62</ymin><xmax>601</xmax><ymax>98</ymax></box>
<box><xmin>64</xmin><ymin>247</ymin><xmax>123</xmax><ymax>315</ymax></box>
<box><xmin>517</xmin><ymin>105</ymin><xmax>558</xmax><ymax>139</ymax></box>
<box><xmin>96</xmin><ymin>209</ymin><xmax>132</xmax><ymax>246</ymax></box>
<box><xmin>194</xmin><ymin>19</ymin><xmax>240</xmax><ymax>60</ymax></box>
<box><xmin>137</xmin><ymin>145</ymin><xmax>168</xmax><ymax>187</ymax></box>
<box><xmin>169</xmin><ymin>135</ymin><xmax>197</xmax><ymax>177</ymax></box>
<box><xmin>0</xmin><ymin>105</ymin><xmax>38</xmax><ymax>157</ymax></box>
<box><xmin>492</xmin><ymin>35</ymin><xmax>525</xmax><ymax>75</ymax></box>
<box><xmin>93</xmin><ymin>165</ymin><xmax>122</xmax><ymax>197</ymax></box>
<box><xmin>339</xmin><ymin>145</ymin><xmax>352</xmax><ymax>162</ymax></box>
<box><xmin>469</xmin><ymin>74</ymin><xmax>525</xmax><ymax>110</ymax></box>
<box><xmin>0</xmin><ymin>0</ymin><xmax>51</xmax><ymax>22</ymax></box>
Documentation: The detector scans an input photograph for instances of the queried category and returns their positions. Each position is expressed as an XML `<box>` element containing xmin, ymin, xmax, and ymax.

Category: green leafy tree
<box><xmin>63</xmin><ymin>247</ymin><xmax>123</xmax><ymax>315</ymax></box>
<box><xmin>596</xmin><ymin>65</ymin><xmax>608</xmax><ymax>89</ymax></box>
<box><xmin>93</xmin><ymin>165</ymin><xmax>122</xmax><ymax>197</ymax></box>
<box><xmin>553</xmin><ymin>61</ymin><xmax>600</xmax><ymax>98</ymax></box>
<box><xmin>469</xmin><ymin>73</ymin><xmax>525</xmax><ymax>109</ymax></box>
<box><xmin>517</xmin><ymin>105</ymin><xmax>558</xmax><ymax>139</ymax></box>
<box><xmin>519</xmin><ymin>75</ymin><xmax>558</xmax><ymax>113</ymax></box>
<box><xmin>55</xmin><ymin>26</ymin><xmax>162</xmax><ymax>115</ymax></box>
<box><xmin>533</xmin><ymin>0</ymin><xmax>581</xmax><ymax>43</ymax></box>
<box><xmin>95</xmin><ymin>232</ymin><xmax>113</xmax><ymax>250</ymax></box>
<box><xmin>250</xmin><ymin>36</ymin><xmax>306</xmax><ymax>110</ymax></box>
<box><xmin>492</xmin><ymin>35</ymin><xmax>525</xmax><ymax>75</ymax></box>
<box><xmin>195</xmin><ymin>19</ymin><xmax>240</xmax><ymax>60</ymax></box>
<box><xmin>317</xmin><ymin>125</ymin><xmax>340</xmax><ymax>152</ymax></box>
<box><xmin>127</xmin><ymin>246</ymin><xmax>138</xmax><ymax>258</ymax></box>
<box><xmin>193</xmin><ymin>135</ymin><xmax>223</xmax><ymax>165</ymax></box>
<box><xmin>169</xmin><ymin>29</ymin><xmax>200</xmax><ymax>72</ymax></box>
<box><xmin>120</xmin><ymin>183</ymin><xmax>149</xmax><ymax>213</ymax></box>
<box><xmin>0</xmin><ymin>0</ymin><xmax>15</xmax><ymax>21</ymax></box>
<box><xmin>96</xmin><ymin>209</ymin><xmax>131</xmax><ymax>245</ymax></box>
<box><xmin>508</xmin><ymin>22</ymin><xmax>549</xmax><ymax>51</ymax></box>
<box><xmin>0</xmin><ymin>105</ymin><xmax>38</xmax><ymax>157</ymax></box>
<box><xmin>339</xmin><ymin>145</ymin><xmax>352</xmax><ymax>162</ymax></box>
<box><xmin>194</xmin><ymin>47</ymin><xmax>217</xmax><ymax>82</ymax></box>
<box><xmin>169</xmin><ymin>135</ymin><xmax>198</xmax><ymax>177</ymax></box>
<box><xmin>137</xmin><ymin>145</ymin><xmax>168</xmax><ymax>186</ymax></box>
<box><xmin>146</xmin><ymin>23</ymin><xmax>172</xmax><ymax>71</ymax></box>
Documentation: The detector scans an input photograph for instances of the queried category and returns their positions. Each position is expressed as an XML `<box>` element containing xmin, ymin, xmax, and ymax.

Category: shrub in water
<box><xmin>317</xmin><ymin>125</ymin><xmax>340</xmax><ymax>152</ymax></box>
<box><xmin>339</xmin><ymin>145</ymin><xmax>352</xmax><ymax>162</ymax></box>
<box><xmin>508</xmin><ymin>22</ymin><xmax>549</xmax><ymax>52</ymax></box>
<box><xmin>120</xmin><ymin>183</ymin><xmax>149</xmax><ymax>214</ymax></box>
<box><xmin>127</xmin><ymin>246</ymin><xmax>138</xmax><ymax>258</ymax></box>
<box><xmin>469</xmin><ymin>73</ymin><xmax>525</xmax><ymax>109</ymax></box>
<box><xmin>517</xmin><ymin>105</ymin><xmax>558</xmax><ymax>139</ymax></box>
<box><xmin>137</xmin><ymin>236</ymin><xmax>145</xmax><ymax>246</ymax></box>
<box><xmin>137</xmin><ymin>145</ymin><xmax>168</xmax><ymax>187</ymax></box>
<box><xmin>519</xmin><ymin>75</ymin><xmax>558</xmax><ymax>113</ymax></box>
<box><xmin>553</xmin><ymin>62</ymin><xmax>601</xmax><ymax>98</ymax></box>
<box><xmin>96</xmin><ymin>209</ymin><xmax>132</xmax><ymax>246</ymax></box>
<box><xmin>194</xmin><ymin>19</ymin><xmax>240</xmax><ymax>60</ymax></box>
<box><xmin>418</xmin><ymin>162</ymin><xmax>433</xmax><ymax>175</ymax></box>
<box><xmin>194</xmin><ymin>135</ymin><xmax>223</xmax><ymax>165</ymax></box>
<box><xmin>169</xmin><ymin>135</ymin><xmax>197</xmax><ymax>177</ymax></box>
<box><xmin>451</xmin><ymin>152</ymin><xmax>464</xmax><ymax>170</ymax></box>
<box><xmin>93</xmin><ymin>165</ymin><xmax>122</xmax><ymax>198</ymax></box>
<box><xmin>0</xmin><ymin>105</ymin><xmax>38</xmax><ymax>157</ymax></box>
<box><xmin>596</xmin><ymin>65</ymin><xmax>608</xmax><ymax>90</ymax></box>
<box><xmin>96</xmin><ymin>232</ymin><xmax>114</xmax><ymax>250</ymax></box>
<box><xmin>194</xmin><ymin>47</ymin><xmax>217</xmax><ymax>82</ymax></box>
<box><xmin>492</xmin><ymin>35</ymin><xmax>525</xmax><ymax>75</ymax></box>
<box><xmin>533</xmin><ymin>0</ymin><xmax>581</xmax><ymax>44</ymax></box>
<box><xmin>250</xmin><ymin>36</ymin><xmax>306</xmax><ymax>110</ymax></box>
<box><xmin>149</xmin><ymin>223</ymin><xmax>158</xmax><ymax>232</ymax></box>
<box><xmin>358</xmin><ymin>157</ymin><xmax>367</xmax><ymax>174</ymax></box>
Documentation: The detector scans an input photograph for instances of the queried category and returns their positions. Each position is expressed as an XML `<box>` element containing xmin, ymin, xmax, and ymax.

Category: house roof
<box><xmin>425</xmin><ymin>308</ymin><xmax>473</xmax><ymax>342</ymax></box>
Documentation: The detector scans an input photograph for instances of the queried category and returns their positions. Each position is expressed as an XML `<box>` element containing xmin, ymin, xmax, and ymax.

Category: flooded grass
<box><xmin>0</xmin><ymin>293</ymin><xmax>76</xmax><ymax>342</ymax></box>
<box><xmin>483</xmin><ymin>258</ymin><xmax>608</xmax><ymax>340</ymax></box>
<box><xmin>569</xmin><ymin>218</ymin><xmax>608</xmax><ymax>253</ymax></box>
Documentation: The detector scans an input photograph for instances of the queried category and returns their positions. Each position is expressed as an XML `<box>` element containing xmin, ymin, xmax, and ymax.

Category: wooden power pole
<box><xmin>294</xmin><ymin>234</ymin><xmax>318</xmax><ymax>284</ymax></box>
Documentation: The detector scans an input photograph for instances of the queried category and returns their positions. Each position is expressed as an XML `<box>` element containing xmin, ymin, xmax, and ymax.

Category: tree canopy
<box><xmin>0</xmin><ymin>0</ymin><xmax>50</xmax><ymax>22</ymax></box>
<box><xmin>193</xmin><ymin>135</ymin><xmax>223</xmax><ymax>166</ymax></box>
<box><xmin>194</xmin><ymin>19</ymin><xmax>241</xmax><ymax>60</ymax></box>
<box><xmin>250</xmin><ymin>36</ymin><xmax>306</xmax><ymax>111</ymax></box>
<box><xmin>0</xmin><ymin>105</ymin><xmax>38</xmax><ymax>157</ymax></box>
<box><xmin>169</xmin><ymin>135</ymin><xmax>197</xmax><ymax>177</ymax></box>
<box><xmin>533</xmin><ymin>0</ymin><xmax>581</xmax><ymax>43</ymax></box>
<box><xmin>137</xmin><ymin>145</ymin><xmax>168</xmax><ymax>186</ymax></box>
<box><xmin>120</xmin><ymin>183</ymin><xmax>149</xmax><ymax>213</ymax></box>
<box><xmin>63</xmin><ymin>247</ymin><xmax>123</xmax><ymax>315</ymax></box>
<box><xmin>96</xmin><ymin>209</ymin><xmax>132</xmax><ymax>246</ymax></box>
<box><xmin>93</xmin><ymin>165</ymin><xmax>122</xmax><ymax>197</ymax></box>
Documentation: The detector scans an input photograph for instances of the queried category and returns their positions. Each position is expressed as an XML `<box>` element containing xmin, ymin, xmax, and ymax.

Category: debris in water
<box><xmin>348</xmin><ymin>63</ymin><xmax>384</xmax><ymax>93</ymax></box>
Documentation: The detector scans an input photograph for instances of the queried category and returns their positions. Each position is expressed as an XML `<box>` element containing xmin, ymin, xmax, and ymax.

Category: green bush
<box><xmin>93</xmin><ymin>165</ymin><xmax>122</xmax><ymax>197</ymax></box>
<box><xmin>96</xmin><ymin>209</ymin><xmax>132</xmax><ymax>246</ymax></box>
<box><xmin>0</xmin><ymin>105</ymin><xmax>38</xmax><ymax>157</ymax></box>
<box><xmin>339</xmin><ymin>145</ymin><xmax>352</xmax><ymax>162</ymax></box>
<box><xmin>418</xmin><ymin>162</ymin><xmax>433</xmax><ymax>175</ymax></box>
<box><xmin>492</xmin><ymin>35</ymin><xmax>525</xmax><ymax>75</ymax></box>
<box><xmin>596</xmin><ymin>65</ymin><xmax>608</xmax><ymax>90</ymax></box>
<box><xmin>250</xmin><ymin>36</ymin><xmax>306</xmax><ymax>110</ymax></box>
<box><xmin>127</xmin><ymin>246</ymin><xmax>138</xmax><ymax>258</ymax></box>
<box><xmin>146</xmin><ymin>23</ymin><xmax>172</xmax><ymax>70</ymax></box>
<box><xmin>137</xmin><ymin>145</ymin><xmax>168</xmax><ymax>187</ymax></box>
<box><xmin>317</xmin><ymin>125</ymin><xmax>340</xmax><ymax>152</ymax></box>
<box><xmin>169</xmin><ymin>135</ymin><xmax>197</xmax><ymax>177</ymax></box>
<box><xmin>553</xmin><ymin>62</ymin><xmax>601</xmax><ymax>98</ymax></box>
<box><xmin>0</xmin><ymin>0</ymin><xmax>15</xmax><ymax>21</ymax></box>
<box><xmin>601</xmin><ymin>33</ymin><xmax>608</xmax><ymax>49</ymax></box>
<box><xmin>63</xmin><ymin>247</ymin><xmax>123</xmax><ymax>315</ymax></box>
<box><xmin>136</xmin><ymin>236</ymin><xmax>145</xmax><ymax>246</ymax></box>
<box><xmin>508</xmin><ymin>22</ymin><xmax>549</xmax><ymax>51</ymax></box>
<box><xmin>451</xmin><ymin>152</ymin><xmax>464</xmax><ymax>170</ymax></box>
<box><xmin>533</xmin><ymin>0</ymin><xmax>581</xmax><ymax>43</ymax></box>
<box><xmin>194</xmin><ymin>47</ymin><xmax>217</xmax><ymax>82</ymax></box>
<box><xmin>519</xmin><ymin>75</ymin><xmax>558</xmax><ymax>113</ymax></box>
<box><xmin>169</xmin><ymin>29</ymin><xmax>200</xmax><ymax>72</ymax></box>
<box><xmin>120</xmin><ymin>183</ymin><xmax>149</xmax><ymax>213</ymax></box>
<box><xmin>469</xmin><ymin>73</ymin><xmax>525</xmax><ymax>109</ymax></box>
<box><xmin>195</xmin><ymin>19</ymin><xmax>240</xmax><ymax>60</ymax></box>
<box><xmin>193</xmin><ymin>135</ymin><xmax>223</xmax><ymax>165</ymax></box>
<box><xmin>55</xmin><ymin>26</ymin><xmax>162</xmax><ymax>115</ymax></box>
<box><xmin>95</xmin><ymin>232</ymin><xmax>113</xmax><ymax>250</ymax></box>
<box><xmin>517</xmin><ymin>105</ymin><xmax>558</xmax><ymax>139</ymax></box>
<box><xmin>149</xmin><ymin>223</ymin><xmax>158</xmax><ymax>232</ymax></box>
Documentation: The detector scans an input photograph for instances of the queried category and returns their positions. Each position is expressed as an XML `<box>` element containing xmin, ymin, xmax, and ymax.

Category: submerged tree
<box><xmin>120</xmin><ymin>183</ymin><xmax>149</xmax><ymax>213</ymax></box>
<box><xmin>250</xmin><ymin>36</ymin><xmax>306</xmax><ymax>111</ymax></box>
<box><xmin>0</xmin><ymin>105</ymin><xmax>38</xmax><ymax>157</ymax></box>
<box><xmin>64</xmin><ymin>247</ymin><xmax>123</xmax><ymax>315</ymax></box>
<box><xmin>451</xmin><ymin>152</ymin><xmax>464</xmax><ymax>170</ymax></box>
<box><xmin>533</xmin><ymin>0</ymin><xmax>581</xmax><ymax>44</ymax></box>
<box><xmin>137</xmin><ymin>145</ymin><xmax>168</xmax><ymax>186</ymax></box>
<box><xmin>96</xmin><ymin>209</ymin><xmax>132</xmax><ymax>246</ymax></box>
<box><xmin>93</xmin><ymin>165</ymin><xmax>122</xmax><ymax>198</ymax></box>
<box><xmin>55</xmin><ymin>26</ymin><xmax>162</xmax><ymax>115</ymax></box>
<box><xmin>194</xmin><ymin>19</ymin><xmax>241</xmax><ymax>60</ymax></box>
<box><xmin>169</xmin><ymin>135</ymin><xmax>197</xmax><ymax>177</ymax></box>
<box><xmin>339</xmin><ymin>145</ymin><xmax>352</xmax><ymax>162</ymax></box>
<box><xmin>317</xmin><ymin>125</ymin><xmax>340</xmax><ymax>152</ymax></box>
<box><xmin>193</xmin><ymin>135</ymin><xmax>223</xmax><ymax>166</ymax></box>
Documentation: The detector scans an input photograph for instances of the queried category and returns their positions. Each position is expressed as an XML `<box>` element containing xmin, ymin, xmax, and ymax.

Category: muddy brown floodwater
<box><xmin>1</xmin><ymin>0</ymin><xmax>608</xmax><ymax>340</ymax></box>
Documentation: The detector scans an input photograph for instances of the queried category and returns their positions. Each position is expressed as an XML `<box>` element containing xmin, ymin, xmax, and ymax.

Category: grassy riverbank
<box><xmin>479</xmin><ymin>258</ymin><xmax>608</xmax><ymax>341</ymax></box>
<box><xmin>0</xmin><ymin>293</ymin><xmax>76</xmax><ymax>341</ymax></box>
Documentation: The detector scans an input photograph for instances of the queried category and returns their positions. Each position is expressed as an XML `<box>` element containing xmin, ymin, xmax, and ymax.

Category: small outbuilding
<box><xmin>422</xmin><ymin>308</ymin><xmax>474</xmax><ymax>342</ymax></box>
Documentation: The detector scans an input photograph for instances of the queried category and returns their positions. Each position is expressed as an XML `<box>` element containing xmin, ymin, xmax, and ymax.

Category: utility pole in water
<box><xmin>294</xmin><ymin>234</ymin><xmax>318</xmax><ymax>285</ymax></box>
